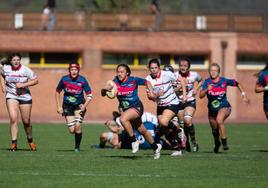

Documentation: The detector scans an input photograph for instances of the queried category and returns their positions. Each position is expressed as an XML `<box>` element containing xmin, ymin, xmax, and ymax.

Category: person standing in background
<box><xmin>150</xmin><ymin>0</ymin><xmax>162</xmax><ymax>31</ymax></box>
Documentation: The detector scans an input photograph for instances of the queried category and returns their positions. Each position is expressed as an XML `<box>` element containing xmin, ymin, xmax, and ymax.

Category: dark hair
<box><xmin>163</xmin><ymin>64</ymin><xmax>174</xmax><ymax>73</ymax></box>
<box><xmin>179</xmin><ymin>57</ymin><xmax>191</xmax><ymax>69</ymax></box>
<box><xmin>254</xmin><ymin>61</ymin><xmax>268</xmax><ymax>77</ymax></box>
<box><xmin>8</xmin><ymin>52</ymin><xmax>21</xmax><ymax>63</ymax></box>
<box><xmin>0</xmin><ymin>57</ymin><xmax>9</xmax><ymax>65</ymax></box>
<box><xmin>209</xmin><ymin>63</ymin><xmax>221</xmax><ymax>73</ymax></box>
<box><xmin>116</xmin><ymin>63</ymin><xmax>131</xmax><ymax>76</ymax></box>
<box><xmin>148</xmin><ymin>58</ymin><xmax>161</xmax><ymax>68</ymax></box>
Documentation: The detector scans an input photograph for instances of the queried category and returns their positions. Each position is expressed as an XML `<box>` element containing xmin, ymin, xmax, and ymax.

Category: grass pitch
<box><xmin>0</xmin><ymin>123</ymin><xmax>267</xmax><ymax>188</ymax></box>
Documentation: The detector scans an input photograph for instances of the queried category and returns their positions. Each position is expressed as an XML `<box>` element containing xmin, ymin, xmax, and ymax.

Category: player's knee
<box><xmin>159</xmin><ymin>117</ymin><xmax>169</xmax><ymax>127</ymax></box>
<box><xmin>216</xmin><ymin>118</ymin><xmax>224</xmax><ymax>125</ymax></box>
<box><xmin>100</xmin><ymin>133</ymin><xmax>107</xmax><ymax>142</ymax></box>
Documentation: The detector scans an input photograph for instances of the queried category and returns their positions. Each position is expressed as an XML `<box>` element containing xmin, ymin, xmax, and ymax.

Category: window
<box><xmin>237</xmin><ymin>54</ymin><xmax>267</xmax><ymax>70</ymax></box>
<box><xmin>102</xmin><ymin>52</ymin><xmax>209</xmax><ymax>69</ymax></box>
<box><xmin>1</xmin><ymin>52</ymin><xmax>82</xmax><ymax>68</ymax></box>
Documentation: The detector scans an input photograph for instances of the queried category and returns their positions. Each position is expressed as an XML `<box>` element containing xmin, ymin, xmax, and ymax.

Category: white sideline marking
<box><xmin>1</xmin><ymin>171</ymin><xmax>161</xmax><ymax>178</ymax></box>
<box><xmin>0</xmin><ymin>171</ymin><xmax>266</xmax><ymax>179</ymax></box>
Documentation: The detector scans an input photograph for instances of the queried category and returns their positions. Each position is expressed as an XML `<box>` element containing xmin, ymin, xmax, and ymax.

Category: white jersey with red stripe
<box><xmin>1</xmin><ymin>64</ymin><xmax>37</xmax><ymax>101</ymax></box>
<box><xmin>174</xmin><ymin>71</ymin><xmax>202</xmax><ymax>102</ymax></box>
<box><xmin>146</xmin><ymin>70</ymin><xmax>180</xmax><ymax>107</ymax></box>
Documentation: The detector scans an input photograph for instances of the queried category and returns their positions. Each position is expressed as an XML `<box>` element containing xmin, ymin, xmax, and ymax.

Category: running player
<box><xmin>199</xmin><ymin>63</ymin><xmax>249</xmax><ymax>153</ymax></box>
<box><xmin>146</xmin><ymin>58</ymin><xmax>186</xmax><ymax>156</ymax></box>
<box><xmin>0</xmin><ymin>53</ymin><xmax>38</xmax><ymax>151</ymax></box>
<box><xmin>55</xmin><ymin>63</ymin><xmax>92</xmax><ymax>152</ymax></box>
<box><xmin>174</xmin><ymin>58</ymin><xmax>203</xmax><ymax>152</ymax></box>
<box><xmin>255</xmin><ymin>62</ymin><xmax>268</xmax><ymax>119</ymax></box>
<box><xmin>101</xmin><ymin>63</ymin><xmax>162</xmax><ymax>159</ymax></box>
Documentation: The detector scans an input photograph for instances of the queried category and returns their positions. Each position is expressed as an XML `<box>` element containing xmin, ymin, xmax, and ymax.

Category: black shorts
<box><xmin>6</xmin><ymin>98</ymin><xmax>32</xmax><ymax>105</ymax></box>
<box><xmin>178</xmin><ymin>100</ymin><xmax>196</xmax><ymax>111</ymax></box>
<box><xmin>62</xmin><ymin>103</ymin><xmax>86</xmax><ymax>117</ymax></box>
<box><xmin>157</xmin><ymin>104</ymin><xmax>180</xmax><ymax>116</ymax></box>
<box><xmin>264</xmin><ymin>103</ymin><xmax>268</xmax><ymax>112</ymax></box>
<box><xmin>208</xmin><ymin>106</ymin><xmax>232</xmax><ymax>117</ymax></box>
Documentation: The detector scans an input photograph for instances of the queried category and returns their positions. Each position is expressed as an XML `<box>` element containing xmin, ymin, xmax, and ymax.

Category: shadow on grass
<box><xmin>103</xmin><ymin>155</ymin><xmax>142</xmax><ymax>160</ymax></box>
<box><xmin>250</xmin><ymin>149</ymin><xmax>268</xmax><ymax>153</ymax></box>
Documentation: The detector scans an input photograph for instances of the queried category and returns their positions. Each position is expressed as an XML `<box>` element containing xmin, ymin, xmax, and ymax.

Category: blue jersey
<box><xmin>256</xmin><ymin>69</ymin><xmax>268</xmax><ymax>106</ymax></box>
<box><xmin>56</xmin><ymin>75</ymin><xmax>92</xmax><ymax>105</ymax></box>
<box><xmin>202</xmin><ymin>77</ymin><xmax>238</xmax><ymax>111</ymax></box>
<box><xmin>135</xmin><ymin>121</ymin><xmax>157</xmax><ymax>149</ymax></box>
<box><xmin>113</xmin><ymin>76</ymin><xmax>147</xmax><ymax>111</ymax></box>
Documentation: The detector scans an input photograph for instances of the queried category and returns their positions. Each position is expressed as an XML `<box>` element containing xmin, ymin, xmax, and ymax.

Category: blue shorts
<box><xmin>122</xmin><ymin>101</ymin><xmax>144</xmax><ymax>117</ymax></box>
<box><xmin>179</xmin><ymin>100</ymin><xmax>196</xmax><ymax>111</ymax></box>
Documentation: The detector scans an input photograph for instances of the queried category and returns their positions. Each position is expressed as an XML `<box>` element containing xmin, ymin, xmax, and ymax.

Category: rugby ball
<box><xmin>106</xmin><ymin>80</ymin><xmax>117</xmax><ymax>99</ymax></box>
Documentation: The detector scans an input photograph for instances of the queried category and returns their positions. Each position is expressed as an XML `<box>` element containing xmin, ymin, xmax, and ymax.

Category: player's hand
<box><xmin>57</xmin><ymin>107</ymin><xmax>63</xmax><ymax>114</ymax></box>
<box><xmin>182</xmin><ymin>95</ymin><xmax>187</xmax><ymax>103</ymax></box>
<box><xmin>16</xmin><ymin>82</ymin><xmax>26</xmax><ymax>88</ymax></box>
<box><xmin>105</xmin><ymin>120</ymin><xmax>113</xmax><ymax>126</ymax></box>
<box><xmin>157</xmin><ymin>89</ymin><xmax>164</xmax><ymax>97</ymax></box>
<box><xmin>207</xmin><ymin>84</ymin><xmax>212</xmax><ymax>91</ymax></box>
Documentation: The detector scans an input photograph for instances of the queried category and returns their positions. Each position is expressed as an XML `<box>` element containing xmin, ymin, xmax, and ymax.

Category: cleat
<box><xmin>28</xmin><ymin>142</ymin><xmax>37</xmax><ymax>151</ymax></box>
<box><xmin>74</xmin><ymin>148</ymin><xmax>80</xmax><ymax>152</ymax></box>
<box><xmin>154</xmin><ymin>144</ymin><xmax>162</xmax><ymax>159</ymax></box>
<box><xmin>192</xmin><ymin>143</ymin><xmax>199</xmax><ymax>152</ymax></box>
<box><xmin>223</xmin><ymin>145</ymin><xmax>229</xmax><ymax>151</ymax></box>
<box><xmin>10</xmin><ymin>143</ymin><xmax>17</xmax><ymax>151</ymax></box>
<box><xmin>131</xmin><ymin>140</ymin><xmax>139</xmax><ymax>154</ymax></box>
<box><xmin>214</xmin><ymin>141</ymin><xmax>221</xmax><ymax>153</ymax></box>
<box><xmin>170</xmin><ymin>150</ymin><xmax>182</xmax><ymax>156</ymax></box>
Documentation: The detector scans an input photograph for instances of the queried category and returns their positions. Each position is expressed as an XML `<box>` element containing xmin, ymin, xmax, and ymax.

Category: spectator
<box><xmin>150</xmin><ymin>0</ymin><xmax>162</xmax><ymax>31</ymax></box>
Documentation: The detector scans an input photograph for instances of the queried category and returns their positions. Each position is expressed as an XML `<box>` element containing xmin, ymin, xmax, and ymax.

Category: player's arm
<box><xmin>16</xmin><ymin>77</ymin><xmax>38</xmax><ymax>89</ymax></box>
<box><xmin>105</xmin><ymin>120</ymin><xmax>120</xmax><ymax>133</ymax></box>
<box><xmin>0</xmin><ymin>74</ymin><xmax>6</xmax><ymax>94</ymax></box>
<box><xmin>199</xmin><ymin>81</ymin><xmax>209</xmax><ymax>99</ymax></box>
<box><xmin>255</xmin><ymin>84</ymin><xmax>268</xmax><ymax>93</ymax></box>
<box><xmin>55</xmin><ymin>90</ymin><xmax>63</xmax><ymax>114</ymax></box>
<box><xmin>255</xmin><ymin>75</ymin><xmax>267</xmax><ymax>93</ymax></box>
<box><xmin>236</xmin><ymin>82</ymin><xmax>250</xmax><ymax>104</ymax></box>
<box><xmin>145</xmin><ymin>80</ymin><xmax>158</xmax><ymax>100</ymax></box>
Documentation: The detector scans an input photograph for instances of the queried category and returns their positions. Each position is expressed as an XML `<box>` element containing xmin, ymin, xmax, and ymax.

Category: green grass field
<box><xmin>0</xmin><ymin>123</ymin><xmax>267</xmax><ymax>188</ymax></box>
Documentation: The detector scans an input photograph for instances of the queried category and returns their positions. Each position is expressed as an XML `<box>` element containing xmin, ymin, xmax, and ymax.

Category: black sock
<box><xmin>75</xmin><ymin>133</ymin><xmax>82</xmax><ymax>149</ymax></box>
<box><xmin>130</xmin><ymin>135</ymin><xmax>136</xmax><ymax>143</ymax></box>
<box><xmin>99</xmin><ymin>142</ymin><xmax>105</xmax><ymax>148</ymax></box>
<box><xmin>221</xmin><ymin>138</ymin><xmax>227</xmax><ymax>146</ymax></box>
<box><xmin>212</xmin><ymin>128</ymin><xmax>220</xmax><ymax>145</ymax></box>
<box><xmin>168</xmin><ymin>121</ymin><xmax>178</xmax><ymax>132</ymax></box>
<box><xmin>27</xmin><ymin>138</ymin><xmax>33</xmax><ymax>143</ymax></box>
<box><xmin>184</xmin><ymin>126</ymin><xmax>190</xmax><ymax>140</ymax></box>
<box><xmin>188</xmin><ymin>124</ymin><xmax>196</xmax><ymax>145</ymax></box>
<box><xmin>12</xmin><ymin>140</ymin><xmax>17</xmax><ymax>144</ymax></box>
<box><xmin>150</xmin><ymin>142</ymin><xmax>158</xmax><ymax>151</ymax></box>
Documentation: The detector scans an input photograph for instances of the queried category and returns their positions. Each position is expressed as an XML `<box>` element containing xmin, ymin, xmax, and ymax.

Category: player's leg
<box><xmin>6</xmin><ymin>99</ymin><xmax>20</xmax><ymax>151</ymax></box>
<box><xmin>208</xmin><ymin>115</ymin><xmax>221</xmax><ymax>153</ymax></box>
<box><xmin>216</xmin><ymin>107</ymin><xmax>231</xmax><ymax>151</ymax></box>
<box><xmin>72</xmin><ymin>109</ymin><xmax>86</xmax><ymax>152</ymax></box>
<box><xmin>19</xmin><ymin>101</ymin><xmax>36</xmax><ymax>151</ymax></box>
<box><xmin>136</xmin><ymin>122</ymin><xmax>162</xmax><ymax>159</ymax></box>
<box><xmin>264</xmin><ymin>105</ymin><xmax>268</xmax><ymax>119</ymax></box>
<box><xmin>184</xmin><ymin>106</ymin><xmax>198</xmax><ymax>152</ymax></box>
<box><xmin>119</xmin><ymin>108</ymin><xmax>141</xmax><ymax>153</ymax></box>
<box><xmin>177</xmin><ymin>110</ymin><xmax>189</xmax><ymax>151</ymax></box>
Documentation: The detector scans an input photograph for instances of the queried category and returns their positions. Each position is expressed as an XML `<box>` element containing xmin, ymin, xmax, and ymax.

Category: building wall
<box><xmin>0</xmin><ymin>31</ymin><xmax>267</xmax><ymax>122</ymax></box>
